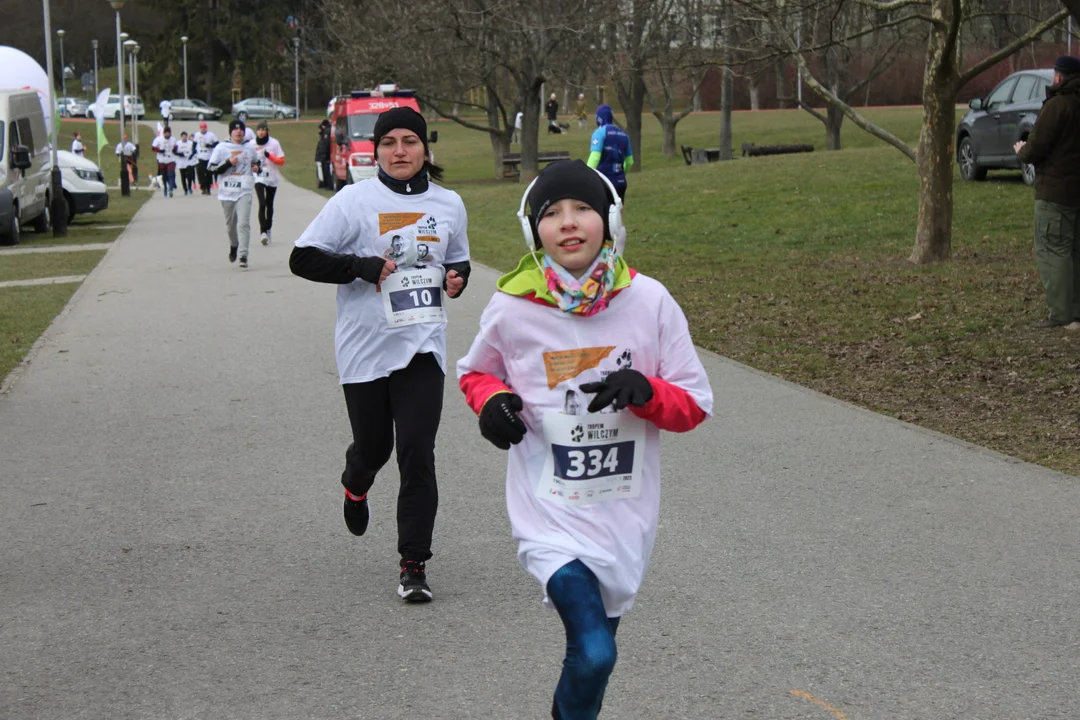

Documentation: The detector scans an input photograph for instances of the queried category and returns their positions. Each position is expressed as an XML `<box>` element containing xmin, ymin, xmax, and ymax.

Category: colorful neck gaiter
<box><xmin>542</xmin><ymin>241</ymin><xmax>617</xmax><ymax>316</ymax></box>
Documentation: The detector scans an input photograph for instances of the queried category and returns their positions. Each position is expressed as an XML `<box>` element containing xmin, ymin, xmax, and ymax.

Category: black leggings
<box><xmin>255</xmin><ymin>183</ymin><xmax>277</xmax><ymax>233</ymax></box>
<box><xmin>180</xmin><ymin>166</ymin><xmax>195</xmax><ymax>193</ymax></box>
<box><xmin>341</xmin><ymin>352</ymin><xmax>444</xmax><ymax>561</ymax></box>
<box><xmin>196</xmin><ymin>160</ymin><xmax>211</xmax><ymax>192</ymax></box>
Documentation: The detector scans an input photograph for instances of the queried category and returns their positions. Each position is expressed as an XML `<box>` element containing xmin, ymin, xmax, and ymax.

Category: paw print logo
<box><xmin>616</xmin><ymin>350</ymin><xmax>633</xmax><ymax>370</ymax></box>
<box><xmin>400</xmin><ymin>276</ymin><xmax>410</xmax><ymax>288</ymax></box>
<box><xmin>570</xmin><ymin>425</ymin><xmax>584</xmax><ymax>443</ymax></box>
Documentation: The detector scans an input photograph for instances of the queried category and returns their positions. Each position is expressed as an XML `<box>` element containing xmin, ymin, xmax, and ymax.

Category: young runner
<box><xmin>176</xmin><ymin>131</ymin><xmax>196</xmax><ymax>196</ymax></box>
<box><xmin>193</xmin><ymin>122</ymin><xmax>218</xmax><ymax>195</ymax></box>
<box><xmin>253</xmin><ymin>120</ymin><xmax>285</xmax><ymax>245</ymax></box>
<box><xmin>115</xmin><ymin>134</ymin><xmax>136</xmax><ymax>186</ymax></box>
<box><xmin>71</xmin><ymin>131</ymin><xmax>85</xmax><ymax>156</ymax></box>
<box><xmin>151</xmin><ymin>126</ymin><xmax>179</xmax><ymax>198</ymax></box>
<box><xmin>290</xmin><ymin>107</ymin><xmax>471</xmax><ymax>603</ymax></box>
<box><xmin>457</xmin><ymin>159</ymin><xmax>712</xmax><ymax>719</ymax></box>
<box><xmin>207</xmin><ymin>119</ymin><xmax>261</xmax><ymax>268</ymax></box>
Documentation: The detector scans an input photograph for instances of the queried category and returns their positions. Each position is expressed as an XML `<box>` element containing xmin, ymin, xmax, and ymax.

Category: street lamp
<box><xmin>124</xmin><ymin>38</ymin><xmax>137</xmax><ymax>143</ymax></box>
<box><xmin>292</xmin><ymin>36</ymin><xmax>300</xmax><ymax>120</ymax></box>
<box><xmin>181</xmin><ymin>36</ymin><xmax>189</xmax><ymax>99</ymax></box>
<box><xmin>91</xmin><ymin>39</ymin><xmax>99</xmax><ymax>97</ymax></box>
<box><xmin>42</xmin><ymin>0</ymin><xmax>67</xmax><ymax>235</ymax></box>
<box><xmin>56</xmin><ymin>29</ymin><xmax>66</xmax><ymax>99</ymax></box>
<box><xmin>109</xmin><ymin>0</ymin><xmax>129</xmax><ymax>196</ymax></box>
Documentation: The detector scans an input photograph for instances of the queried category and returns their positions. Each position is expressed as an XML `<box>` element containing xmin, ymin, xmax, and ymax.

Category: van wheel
<box><xmin>64</xmin><ymin>191</ymin><xmax>77</xmax><ymax>224</ymax></box>
<box><xmin>1</xmin><ymin>207</ymin><xmax>20</xmax><ymax>246</ymax></box>
<box><xmin>33</xmin><ymin>196</ymin><xmax>51</xmax><ymax>233</ymax></box>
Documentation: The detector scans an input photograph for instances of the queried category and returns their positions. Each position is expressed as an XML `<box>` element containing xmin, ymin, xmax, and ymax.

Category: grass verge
<box><xmin>0</xmin><ymin>251</ymin><xmax>107</xmax><ymax>282</ymax></box>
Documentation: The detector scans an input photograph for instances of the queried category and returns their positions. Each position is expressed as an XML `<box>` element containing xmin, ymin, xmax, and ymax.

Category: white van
<box><xmin>0</xmin><ymin>89</ymin><xmax>52</xmax><ymax>245</ymax></box>
<box><xmin>58</xmin><ymin>150</ymin><xmax>108</xmax><ymax>223</ymax></box>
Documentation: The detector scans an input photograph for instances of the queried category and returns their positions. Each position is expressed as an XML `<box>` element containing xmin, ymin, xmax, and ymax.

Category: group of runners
<box><xmin>289</xmin><ymin>105</ymin><xmax>711</xmax><ymax>720</ymax></box>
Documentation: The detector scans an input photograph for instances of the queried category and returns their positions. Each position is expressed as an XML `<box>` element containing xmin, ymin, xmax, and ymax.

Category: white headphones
<box><xmin>516</xmin><ymin>165</ymin><xmax>625</xmax><ymax>256</ymax></box>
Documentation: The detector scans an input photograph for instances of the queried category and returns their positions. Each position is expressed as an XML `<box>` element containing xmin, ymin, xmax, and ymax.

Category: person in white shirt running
<box><xmin>207</xmin><ymin>119</ymin><xmax>261</xmax><ymax>268</ymax></box>
<box><xmin>290</xmin><ymin>107</ymin><xmax>472</xmax><ymax>603</ymax></box>
<box><xmin>457</xmin><ymin>160</ymin><xmax>713</xmax><ymax>720</ymax></box>
<box><xmin>71</xmin><ymin>131</ymin><xmax>85</xmax><ymax>156</ymax></box>
<box><xmin>175</xmin><ymin>131</ymin><xmax>196</xmax><ymax>196</ymax></box>
<box><xmin>193</xmin><ymin>122</ymin><xmax>218</xmax><ymax>195</ymax></box>
<box><xmin>159</xmin><ymin>98</ymin><xmax>172</xmax><ymax>123</ymax></box>
<box><xmin>151</xmin><ymin>126</ymin><xmax>179</xmax><ymax>198</ymax></box>
<box><xmin>252</xmin><ymin>120</ymin><xmax>285</xmax><ymax>245</ymax></box>
<box><xmin>115</xmin><ymin>134</ymin><xmax>137</xmax><ymax>185</ymax></box>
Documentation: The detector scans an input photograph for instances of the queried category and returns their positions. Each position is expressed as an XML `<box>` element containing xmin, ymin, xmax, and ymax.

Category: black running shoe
<box><xmin>229</xmin><ymin>246</ymin><xmax>238</xmax><ymax>263</ymax></box>
<box><xmin>398</xmin><ymin>559</ymin><xmax>432</xmax><ymax>602</ymax></box>
<box><xmin>238</xmin><ymin>255</ymin><xmax>248</xmax><ymax>268</ymax></box>
<box><xmin>343</xmin><ymin>489</ymin><xmax>369</xmax><ymax>536</ymax></box>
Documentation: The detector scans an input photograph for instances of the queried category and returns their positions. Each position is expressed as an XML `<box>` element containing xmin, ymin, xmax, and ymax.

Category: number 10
<box><xmin>408</xmin><ymin>289</ymin><xmax>433</xmax><ymax>306</ymax></box>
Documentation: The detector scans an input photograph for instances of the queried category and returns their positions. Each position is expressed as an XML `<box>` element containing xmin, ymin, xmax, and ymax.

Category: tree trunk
<box><xmin>520</xmin><ymin>78</ymin><xmax>544</xmax><ymax>181</ymax></box>
<box><xmin>910</xmin><ymin>3</ymin><xmax>960</xmax><ymax>265</ymax></box>
<box><xmin>614</xmin><ymin>70</ymin><xmax>647</xmax><ymax>173</ymax></box>
<box><xmin>825</xmin><ymin>104</ymin><xmax>843</xmax><ymax>150</ymax></box>
<box><xmin>748</xmin><ymin>78</ymin><xmax>760</xmax><ymax>111</ymax></box>
<box><xmin>487</xmin><ymin>92</ymin><xmax>511</xmax><ymax>180</ymax></box>
<box><xmin>720</xmin><ymin>67</ymin><xmax>733</xmax><ymax>159</ymax></box>
<box><xmin>661</xmin><ymin>118</ymin><xmax>676</xmax><ymax>157</ymax></box>
<box><xmin>776</xmin><ymin>60</ymin><xmax>787</xmax><ymax>109</ymax></box>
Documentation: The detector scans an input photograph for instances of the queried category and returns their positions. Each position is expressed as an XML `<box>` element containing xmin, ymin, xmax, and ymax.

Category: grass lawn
<box><xmin>0</xmin><ymin>284</ymin><xmax>83</xmax><ymax>386</ymax></box>
<box><xmin>66</xmin><ymin>108</ymin><xmax>1080</xmax><ymax>476</ymax></box>
<box><xmin>0</xmin><ymin>250</ymin><xmax>106</xmax><ymax>282</ymax></box>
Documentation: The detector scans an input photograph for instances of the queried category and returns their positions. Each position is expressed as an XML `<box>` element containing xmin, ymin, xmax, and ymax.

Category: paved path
<box><xmin>2</xmin><ymin>146</ymin><xmax>1078</xmax><ymax>720</ymax></box>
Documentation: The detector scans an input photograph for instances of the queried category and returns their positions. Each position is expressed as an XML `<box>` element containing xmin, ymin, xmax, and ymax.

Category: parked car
<box><xmin>0</xmin><ymin>89</ymin><xmax>53</xmax><ymax>245</ymax></box>
<box><xmin>57</xmin><ymin>150</ymin><xmax>108</xmax><ymax>224</ymax></box>
<box><xmin>57</xmin><ymin>96</ymin><xmax>89</xmax><ymax>118</ymax></box>
<box><xmin>88</xmin><ymin>94</ymin><xmax>146</xmax><ymax>120</ymax></box>
<box><xmin>167</xmin><ymin>98</ymin><xmax>223</xmax><ymax>121</ymax></box>
<box><xmin>956</xmin><ymin>68</ymin><xmax>1054</xmax><ymax>186</ymax></box>
<box><xmin>231</xmin><ymin>97</ymin><xmax>298</xmax><ymax>120</ymax></box>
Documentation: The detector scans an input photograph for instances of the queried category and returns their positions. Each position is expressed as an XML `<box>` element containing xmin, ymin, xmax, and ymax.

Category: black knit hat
<box><xmin>527</xmin><ymin>159</ymin><xmax>612</xmax><ymax>245</ymax></box>
<box><xmin>373</xmin><ymin>107</ymin><xmax>428</xmax><ymax>159</ymax></box>
<box><xmin>228</xmin><ymin>118</ymin><xmax>246</xmax><ymax>135</ymax></box>
<box><xmin>1054</xmin><ymin>55</ymin><xmax>1080</xmax><ymax>77</ymax></box>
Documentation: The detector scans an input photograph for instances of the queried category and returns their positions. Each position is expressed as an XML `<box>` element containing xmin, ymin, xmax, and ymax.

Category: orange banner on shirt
<box><xmin>543</xmin><ymin>347</ymin><xmax>615</xmax><ymax>389</ymax></box>
<box><xmin>416</xmin><ymin>235</ymin><xmax>440</xmax><ymax>243</ymax></box>
<box><xmin>379</xmin><ymin>212</ymin><xmax>426</xmax><ymax>235</ymax></box>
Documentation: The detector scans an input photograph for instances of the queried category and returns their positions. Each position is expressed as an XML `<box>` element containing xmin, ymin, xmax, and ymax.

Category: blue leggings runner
<box><xmin>546</xmin><ymin>560</ymin><xmax>621</xmax><ymax>720</ymax></box>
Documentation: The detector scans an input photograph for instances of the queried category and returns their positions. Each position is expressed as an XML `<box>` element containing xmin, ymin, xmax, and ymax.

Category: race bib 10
<box><xmin>381</xmin><ymin>266</ymin><xmax>445</xmax><ymax>328</ymax></box>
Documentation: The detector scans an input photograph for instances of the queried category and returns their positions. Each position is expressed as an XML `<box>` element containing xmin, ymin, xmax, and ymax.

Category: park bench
<box><xmin>741</xmin><ymin>142</ymin><xmax>814</xmax><ymax>157</ymax></box>
<box><xmin>680</xmin><ymin>145</ymin><xmax>723</xmax><ymax>165</ymax></box>
<box><xmin>503</xmin><ymin>150</ymin><xmax>571</xmax><ymax>177</ymax></box>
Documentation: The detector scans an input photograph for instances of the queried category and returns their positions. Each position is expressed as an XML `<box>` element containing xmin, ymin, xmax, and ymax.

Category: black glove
<box><xmin>350</xmin><ymin>256</ymin><xmax>389</xmax><ymax>285</ymax></box>
<box><xmin>580</xmin><ymin>370</ymin><xmax>653</xmax><ymax>413</ymax></box>
<box><xmin>479</xmin><ymin>393</ymin><xmax>527</xmax><ymax>450</ymax></box>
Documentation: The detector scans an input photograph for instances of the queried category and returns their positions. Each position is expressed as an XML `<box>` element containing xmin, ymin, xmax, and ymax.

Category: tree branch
<box><xmin>958</xmin><ymin>8</ymin><xmax>1068</xmax><ymax>86</ymax></box>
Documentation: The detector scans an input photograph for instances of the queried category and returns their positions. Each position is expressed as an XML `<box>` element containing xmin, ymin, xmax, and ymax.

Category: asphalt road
<box><xmin>2</xmin><ymin>128</ymin><xmax>1078</xmax><ymax>719</ymax></box>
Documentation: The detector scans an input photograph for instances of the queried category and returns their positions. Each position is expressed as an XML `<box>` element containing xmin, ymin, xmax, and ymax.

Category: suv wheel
<box><xmin>1021</xmin><ymin>162</ymin><xmax>1036</xmax><ymax>186</ymax></box>
<box><xmin>237</xmin><ymin>111</ymin><xmax>247</xmax><ymax>121</ymax></box>
<box><xmin>958</xmin><ymin>137</ymin><xmax>987</xmax><ymax>182</ymax></box>
<box><xmin>274</xmin><ymin>111</ymin><xmax>284</xmax><ymax>119</ymax></box>
<box><xmin>33</xmin><ymin>196</ymin><xmax>51</xmax><ymax>233</ymax></box>
<box><xmin>197</xmin><ymin>112</ymin><xmax>205</xmax><ymax>121</ymax></box>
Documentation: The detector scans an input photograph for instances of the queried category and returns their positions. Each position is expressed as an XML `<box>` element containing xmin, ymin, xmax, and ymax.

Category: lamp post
<box><xmin>109</xmin><ymin>0</ymin><xmax>129</xmax><ymax>196</ymax></box>
<box><xmin>292</xmin><ymin>36</ymin><xmax>300</xmax><ymax>120</ymax></box>
<box><xmin>181</xmin><ymin>35</ymin><xmax>189</xmax><ymax>99</ymax></box>
<box><xmin>42</xmin><ymin>1</ymin><xmax>67</xmax><ymax>235</ymax></box>
<box><xmin>124</xmin><ymin>39</ymin><xmax>137</xmax><ymax>145</ymax></box>
<box><xmin>56</xmin><ymin>28</ymin><xmax>66</xmax><ymax>99</ymax></box>
<box><xmin>91</xmin><ymin>39</ymin><xmax>99</xmax><ymax>97</ymax></box>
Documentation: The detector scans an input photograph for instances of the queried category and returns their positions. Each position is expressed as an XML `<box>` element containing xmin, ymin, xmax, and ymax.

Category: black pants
<box><xmin>342</xmin><ymin>352</ymin><xmax>444</xmax><ymax>561</ymax></box>
<box><xmin>180</xmin><ymin>166</ymin><xmax>195</xmax><ymax>193</ymax></box>
<box><xmin>615</xmin><ymin>185</ymin><xmax>626</xmax><ymax>203</ymax></box>
<box><xmin>196</xmin><ymin>159</ymin><xmax>211</xmax><ymax>193</ymax></box>
<box><xmin>319</xmin><ymin>161</ymin><xmax>332</xmax><ymax>189</ymax></box>
<box><xmin>255</xmin><ymin>183</ymin><xmax>277</xmax><ymax>233</ymax></box>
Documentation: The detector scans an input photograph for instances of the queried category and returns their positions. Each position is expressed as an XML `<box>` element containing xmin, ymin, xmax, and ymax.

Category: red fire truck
<box><xmin>329</xmin><ymin>85</ymin><xmax>437</xmax><ymax>190</ymax></box>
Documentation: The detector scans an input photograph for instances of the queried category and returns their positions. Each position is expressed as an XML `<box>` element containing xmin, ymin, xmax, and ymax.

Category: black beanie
<box><xmin>373</xmin><ymin>107</ymin><xmax>428</xmax><ymax>158</ymax></box>
<box><xmin>1054</xmin><ymin>55</ymin><xmax>1080</xmax><ymax>77</ymax></box>
<box><xmin>527</xmin><ymin>159</ymin><xmax>612</xmax><ymax>244</ymax></box>
<box><xmin>228</xmin><ymin>118</ymin><xmax>246</xmax><ymax>135</ymax></box>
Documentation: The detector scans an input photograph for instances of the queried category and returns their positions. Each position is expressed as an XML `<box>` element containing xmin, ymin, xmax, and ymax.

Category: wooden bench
<box><xmin>503</xmin><ymin>150</ymin><xmax>571</xmax><ymax>176</ymax></box>
<box><xmin>680</xmin><ymin>145</ymin><xmax>723</xmax><ymax>165</ymax></box>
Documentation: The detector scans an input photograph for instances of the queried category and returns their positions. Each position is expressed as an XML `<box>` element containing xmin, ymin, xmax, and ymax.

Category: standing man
<box><xmin>588</xmin><ymin>104</ymin><xmax>634</xmax><ymax>203</ymax></box>
<box><xmin>512</xmin><ymin>110</ymin><xmax>523</xmax><ymax>145</ymax></box>
<box><xmin>315</xmin><ymin>119</ymin><xmax>332</xmax><ymax>190</ymax></box>
<box><xmin>193</xmin><ymin>122</ymin><xmax>218</xmax><ymax>195</ymax></box>
<box><xmin>207</xmin><ymin>119</ymin><xmax>261</xmax><ymax>268</ymax></box>
<box><xmin>545</xmin><ymin>92</ymin><xmax>559</xmax><ymax>130</ymax></box>
<box><xmin>151</xmin><ymin>126</ymin><xmax>179</xmax><ymax>198</ymax></box>
<box><xmin>1015</xmin><ymin>55</ymin><xmax>1080</xmax><ymax>329</ymax></box>
<box><xmin>115</xmin><ymin>134</ymin><xmax>137</xmax><ymax>187</ymax></box>
<box><xmin>253</xmin><ymin>120</ymin><xmax>285</xmax><ymax>245</ymax></box>
<box><xmin>575</xmin><ymin>92</ymin><xmax>587</xmax><ymax>130</ymax></box>
<box><xmin>159</xmin><ymin>98</ymin><xmax>172</xmax><ymax>123</ymax></box>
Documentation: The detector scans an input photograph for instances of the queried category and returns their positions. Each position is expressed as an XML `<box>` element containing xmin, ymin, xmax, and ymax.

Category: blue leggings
<box><xmin>546</xmin><ymin>560</ymin><xmax>621</xmax><ymax>720</ymax></box>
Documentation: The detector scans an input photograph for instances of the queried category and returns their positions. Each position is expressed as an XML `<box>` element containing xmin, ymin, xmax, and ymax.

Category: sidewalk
<box><xmin>1</xmin><ymin>156</ymin><xmax>1078</xmax><ymax>720</ymax></box>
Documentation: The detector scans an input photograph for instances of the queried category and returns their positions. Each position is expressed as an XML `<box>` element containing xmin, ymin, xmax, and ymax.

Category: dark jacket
<box><xmin>315</xmin><ymin>129</ymin><xmax>331</xmax><ymax>162</ymax></box>
<box><xmin>545</xmin><ymin>98</ymin><xmax>559</xmax><ymax>121</ymax></box>
<box><xmin>1016</xmin><ymin>74</ymin><xmax>1080</xmax><ymax>206</ymax></box>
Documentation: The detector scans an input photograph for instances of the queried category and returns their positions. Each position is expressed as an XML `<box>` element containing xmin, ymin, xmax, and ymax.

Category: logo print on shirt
<box><xmin>543</xmin><ymin>347</ymin><xmax>615</xmax><ymax>389</ymax></box>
